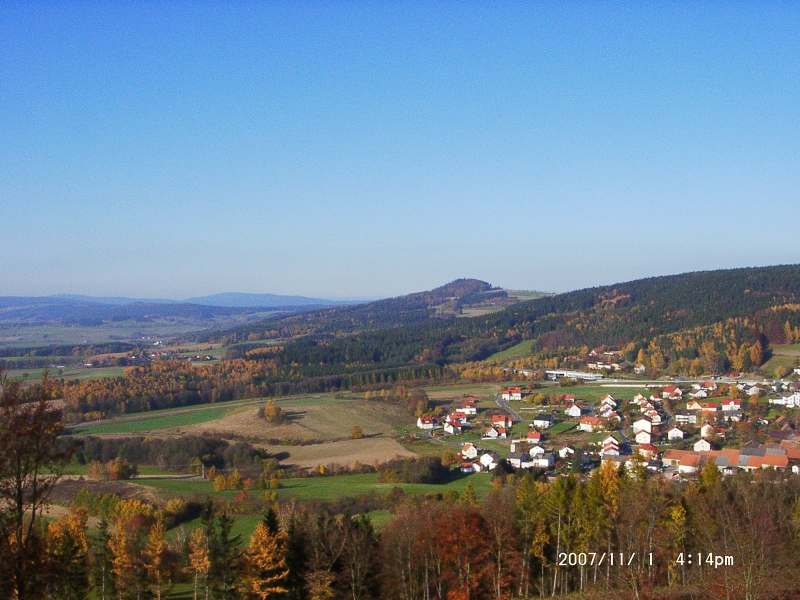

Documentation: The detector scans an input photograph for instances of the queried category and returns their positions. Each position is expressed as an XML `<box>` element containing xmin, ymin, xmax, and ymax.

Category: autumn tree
<box><xmin>144</xmin><ymin>517</ymin><xmax>170</xmax><ymax>600</ymax></box>
<box><xmin>45</xmin><ymin>508</ymin><xmax>90</xmax><ymax>600</ymax></box>
<box><xmin>242</xmin><ymin>522</ymin><xmax>289</xmax><ymax>599</ymax></box>
<box><xmin>263</xmin><ymin>399</ymin><xmax>283</xmax><ymax>424</ymax></box>
<box><xmin>188</xmin><ymin>527</ymin><xmax>210</xmax><ymax>600</ymax></box>
<box><xmin>0</xmin><ymin>372</ymin><xmax>70</xmax><ymax>600</ymax></box>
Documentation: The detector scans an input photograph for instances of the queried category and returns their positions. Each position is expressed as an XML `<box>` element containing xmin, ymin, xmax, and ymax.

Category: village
<box><xmin>415</xmin><ymin>373</ymin><xmax>800</xmax><ymax>479</ymax></box>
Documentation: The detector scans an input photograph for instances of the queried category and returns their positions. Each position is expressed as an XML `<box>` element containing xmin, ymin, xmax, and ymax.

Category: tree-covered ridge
<box><xmin>208</xmin><ymin>278</ymin><xmax>499</xmax><ymax>343</ymax></box>
<box><xmin>34</xmin><ymin>264</ymin><xmax>800</xmax><ymax>421</ymax></box>
<box><xmin>274</xmin><ymin>264</ymin><xmax>800</xmax><ymax>369</ymax></box>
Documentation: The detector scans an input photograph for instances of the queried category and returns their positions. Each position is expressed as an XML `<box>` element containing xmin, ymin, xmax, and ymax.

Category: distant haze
<box><xmin>2</xmin><ymin>3</ymin><xmax>799</xmax><ymax>298</ymax></box>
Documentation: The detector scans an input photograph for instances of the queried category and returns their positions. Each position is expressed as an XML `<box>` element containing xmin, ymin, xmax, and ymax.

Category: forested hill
<box><xmin>208</xmin><ymin>278</ymin><xmax>504</xmax><ymax>343</ymax></box>
<box><xmin>276</xmin><ymin>264</ymin><xmax>800</xmax><ymax>369</ymax></box>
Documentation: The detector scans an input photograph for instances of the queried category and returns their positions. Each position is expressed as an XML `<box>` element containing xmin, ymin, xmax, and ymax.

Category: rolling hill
<box><xmin>183</xmin><ymin>292</ymin><xmax>354</xmax><ymax>308</ymax></box>
<box><xmin>269</xmin><ymin>264</ymin><xmax>800</xmax><ymax>372</ymax></box>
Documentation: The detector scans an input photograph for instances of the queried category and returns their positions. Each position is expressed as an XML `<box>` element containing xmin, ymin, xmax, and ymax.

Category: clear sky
<box><xmin>2</xmin><ymin>2</ymin><xmax>799</xmax><ymax>299</ymax></box>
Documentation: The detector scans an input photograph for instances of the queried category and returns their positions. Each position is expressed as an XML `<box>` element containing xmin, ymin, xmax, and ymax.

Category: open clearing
<box><xmin>138</xmin><ymin>472</ymin><xmax>491</xmax><ymax>502</ymax></box>
<box><xmin>761</xmin><ymin>343</ymin><xmax>800</xmax><ymax>375</ymax></box>
<box><xmin>487</xmin><ymin>340</ymin><xmax>535</xmax><ymax>361</ymax></box>
<box><xmin>183</xmin><ymin>397</ymin><xmax>407</xmax><ymax>443</ymax></box>
<box><xmin>6</xmin><ymin>365</ymin><xmax>125</xmax><ymax>383</ymax></box>
<box><xmin>265</xmin><ymin>437</ymin><xmax>416</xmax><ymax>468</ymax></box>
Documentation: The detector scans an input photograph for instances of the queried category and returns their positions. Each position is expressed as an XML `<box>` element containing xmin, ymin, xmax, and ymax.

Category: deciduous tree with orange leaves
<box><xmin>241</xmin><ymin>521</ymin><xmax>289</xmax><ymax>600</ymax></box>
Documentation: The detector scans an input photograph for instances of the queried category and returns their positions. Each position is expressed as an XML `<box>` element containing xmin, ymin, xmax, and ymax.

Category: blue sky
<box><xmin>2</xmin><ymin>2</ymin><xmax>799</xmax><ymax>299</ymax></box>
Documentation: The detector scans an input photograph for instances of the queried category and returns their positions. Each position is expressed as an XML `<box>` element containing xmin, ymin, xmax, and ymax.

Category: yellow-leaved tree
<box><xmin>241</xmin><ymin>521</ymin><xmax>289</xmax><ymax>600</ymax></box>
<box><xmin>188</xmin><ymin>527</ymin><xmax>210</xmax><ymax>600</ymax></box>
<box><xmin>144</xmin><ymin>517</ymin><xmax>169</xmax><ymax>600</ymax></box>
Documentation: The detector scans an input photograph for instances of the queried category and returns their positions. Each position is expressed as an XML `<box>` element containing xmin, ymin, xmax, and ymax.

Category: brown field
<box><xmin>265</xmin><ymin>438</ymin><xmax>417</xmax><ymax>468</ymax></box>
<box><xmin>180</xmin><ymin>398</ymin><xmax>406</xmax><ymax>443</ymax></box>
<box><xmin>165</xmin><ymin>397</ymin><xmax>417</xmax><ymax>468</ymax></box>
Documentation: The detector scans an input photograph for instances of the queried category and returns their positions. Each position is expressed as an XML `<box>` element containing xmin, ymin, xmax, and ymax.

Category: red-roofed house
<box><xmin>578</xmin><ymin>415</ymin><xmax>604</xmax><ymax>433</ymax></box>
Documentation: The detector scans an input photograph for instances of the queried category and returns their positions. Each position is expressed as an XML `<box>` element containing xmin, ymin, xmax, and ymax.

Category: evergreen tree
<box><xmin>92</xmin><ymin>518</ymin><xmax>116</xmax><ymax>600</ymax></box>
<box><xmin>284</xmin><ymin>516</ymin><xmax>308</xmax><ymax>600</ymax></box>
<box><xmin>209</xmin><ymin>511</ymin><xmax>242</xmax><ymax>599</ymax></box>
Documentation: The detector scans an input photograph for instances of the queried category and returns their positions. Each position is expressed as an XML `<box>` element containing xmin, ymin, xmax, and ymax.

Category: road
<box><xmin>495</xmin><ymin>393</ymin><xmax>523</xmax><ymax>422</ymax></box>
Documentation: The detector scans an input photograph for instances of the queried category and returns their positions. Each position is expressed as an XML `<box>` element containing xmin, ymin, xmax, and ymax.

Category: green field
<box><xmin>71</xmin><ymin>404</ymin><xmax>236</xmax><ymax>435</ymax></box>
<box><xmin>6</xmin><ymin>365</ymin><xmax>125</xmax><ymax>383</ymax></box>
<box><xmin>761</xmin><ymin>343</ymin><xmax>800</xmax><ymax>376</ymax></box>
<box><xmin>547</xmin><ymin>421</ymin><xmax>576</xmax><ymax>435</ymax></box>
<box><xmin>539</xmin><ymin>384</ymin><xmax>651</xmax><ymax>405</ymax></box>
<box><xmin>61</xmin><ymin>462</ymin><xmax>179</xmax><ymax>476</ymax></box>
<box><xmin>487</xmin><ymin>340</ymin><xmax>535</xmax><ymax>362</ymax></box>
<box><xmin>138</xmin><ymin>472</ymin><xmax>492</xmax><ymax>502</ymax></box>
<box><xmin>69</xmin><ymin>391</ymin><xmax>356</xmax><ymax>436</ymax></box>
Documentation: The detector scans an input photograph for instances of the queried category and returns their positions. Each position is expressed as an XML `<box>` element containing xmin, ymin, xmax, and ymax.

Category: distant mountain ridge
<box><xmin>206</xmin><ymin>278</ymin><xmax>510</xmax><ymax>343</ymax></box>
<box><xmin>184</xmin><ymin>292</ymin><xmax>355</xmax><ymax>308</ymax></box>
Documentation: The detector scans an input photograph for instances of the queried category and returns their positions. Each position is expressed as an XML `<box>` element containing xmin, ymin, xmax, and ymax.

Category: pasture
<box><xmin>138</xmin><ymin>471</ymin><xmax>492</xmax><ymax>503</ymax></box>
<box><xmin>6</xmin><ymin>365</ymin><xmax>125</xmax><ymax>383</ymax></box>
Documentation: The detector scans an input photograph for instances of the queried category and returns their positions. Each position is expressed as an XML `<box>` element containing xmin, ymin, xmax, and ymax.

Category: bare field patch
<box><xmin>179</xmin><ymin>399</ymin><xmax>407</xmax><ymax>443</ymax></box>
<box><xmin>265</xmin><ymin>437</ymin><xmax>417</xmax><ymax>468</ymax></box>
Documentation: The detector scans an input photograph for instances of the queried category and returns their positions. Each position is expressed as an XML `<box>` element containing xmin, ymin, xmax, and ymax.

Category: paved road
<box><xmin>495</xmin><ymin>394</ymin><xmax>523</xmax><ymax>422</ymax></box>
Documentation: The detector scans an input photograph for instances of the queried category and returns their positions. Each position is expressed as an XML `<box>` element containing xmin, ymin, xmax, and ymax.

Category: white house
<box><xmin>634</xmin><ymin>364</ymin><xmax>646</xmax><ymax>375</ymax></box>
<box><xmin>633</xmin><ymin>418</ymin><xmax>652</xmax><ymax>434</ymax></box>
<box><xmin>600</xmin><ymin>394</ymin><xmax>617</xmax><ymax>408</ymax></box>
<box><xmin>530</xmin><ymin>453</ymin><xmax>555</xmax><ymax>469</ymax></box>
<box><xmin>693</xmin><ymin>439</ymin><xmax>712</xmax><ymax>452</ymax></box>
<box><xmin>416</xmin><ymin>416</ymin><xmax>437</xmax><ymax>430</ymax></box>
<box><xmin>559</xmin><ymin>446</ymin><xmax>575</xmax><ymax>459</ymax></box>
<box><xmin>601</xmin><ymin>443</ymin><xmax>620</xmax><ymax>457</ymax></box>
<box><xmin>700</xmin><ymin>423</ymin><xmax>715</xmax><ymax>439</ymax></box>
<box><xmin>667</xmin><ymin>427</ymin><xmax>684</xmax><ymax>441</ymax></box>
<box><xmin>634</xmin><ymin>430</ymin><xmax>651</xmax><ymax>445</ymax></box>
<box><xmin>565</xmin><ymin>404</ymin><xmax>583</xmax><ymax>418</ymax></box>
<box><xmin>529</xmin><ymin>445</ymin><xmax>546</xmax><ymax>456</ymax></box>
<box><xmin>674</xmin><ymin>411</ymin><xmax>698</xmax><ymax>425</ymax></box>
<box><xmin>461</xmin><ymin>442</ymin><xmax>478</xmax><ymax>460</ymax></box>
<box><xmin>483</xmin><ymin>426</ymin><xmax>507</xmax><ymax>440</ymax></box>
<box><xmin>720</xmin><ymin>398</ymin><xmax>741</xmax><ymax>412</ymax></box>
<box><xmin>444</xmin><ymin>421</ymin><xmax>462</xmax><ymax>435</ymax></box>
<box><xmin>479</xmin><ymin>452</ymin><xmax>498</xmax><ymax>471</ymax></box>
<box><xmin>507</xmin><ymin>453</ymin><xmax>535</xmax><ymax>470</ymax></box>
<box><xmin>501</xmin><ymin>387</ymin><xmax>523</xmax><ymax>402</ymax></box>
<box><xmin>533</xmin><ymin>415</ymin><xmax>554</xmax><ymax>429</ymax></box>
<box><xmin>578</xmin><ymin>416</ymin><xmax>603</xmax><ymax>433</ymax></box>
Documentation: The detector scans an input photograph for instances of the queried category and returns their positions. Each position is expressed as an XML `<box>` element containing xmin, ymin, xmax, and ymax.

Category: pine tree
<box><xmin>209</xmin><ymin>511</ymin><xmax>242</xmax><ymax>599</ymax></box>
<box><xmin>92</xmin><ymin>518</ymin><xmax>116</xmax><ymax>600</ymax></box>
<box><xmin>242</xmin><ymin>522</ymin><xmax>289</xmax><ymax>600</ymax></box>
<box><xmin>284</xmin><ymin>516</ymin><xmax>308</xmax><ymax>600</ymax></box>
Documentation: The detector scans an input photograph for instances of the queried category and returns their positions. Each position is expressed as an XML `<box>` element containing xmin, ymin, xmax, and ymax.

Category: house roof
<box><xmin>663</xmin><ymin>449</ymin><xmax>702</xmax><ymax>467</ymax></box>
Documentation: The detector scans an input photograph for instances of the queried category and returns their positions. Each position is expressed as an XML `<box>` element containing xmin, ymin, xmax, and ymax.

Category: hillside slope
<box><xmin>209</xmin><ymin>278</ymin><xmax>506</xmax><ymax>342</ymax></box>
<box><xmin>274</xmin><ymin>264</ymin><xmax>800</xmax><ymax>370</ymax></box>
